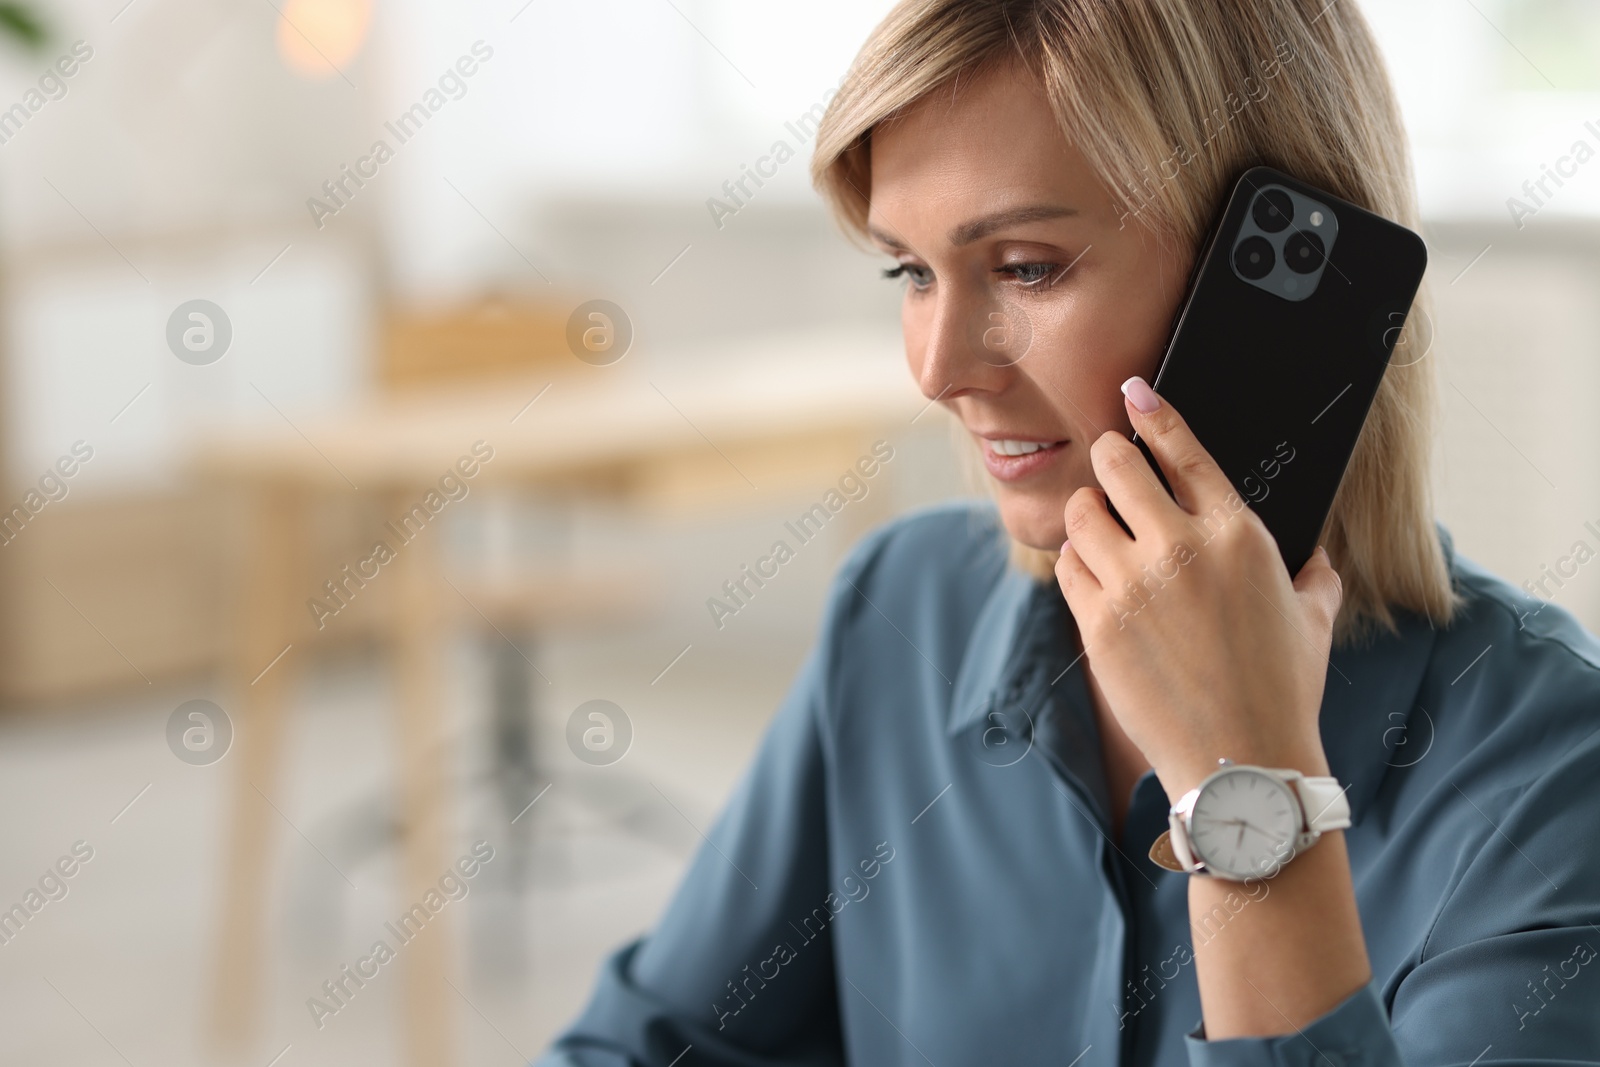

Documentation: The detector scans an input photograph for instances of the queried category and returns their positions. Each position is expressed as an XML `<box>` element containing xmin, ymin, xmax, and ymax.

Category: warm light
<box><xmin>276</xmin><ymin>0</ymin><xmax>372</xmax><ymax>80</ymax></box>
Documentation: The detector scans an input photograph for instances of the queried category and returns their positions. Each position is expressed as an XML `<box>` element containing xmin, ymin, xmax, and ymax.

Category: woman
<box><xmin>540</xmin><ymin>2</ymin><xmax>1600</xmax><ymax>1064</ymax></box>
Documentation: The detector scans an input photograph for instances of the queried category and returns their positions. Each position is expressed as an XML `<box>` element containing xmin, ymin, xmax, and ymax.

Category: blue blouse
<box><xmin>536</xmin><ymin>502</ymin><xmax>1600</xmax><ymax>1066</ymax></box>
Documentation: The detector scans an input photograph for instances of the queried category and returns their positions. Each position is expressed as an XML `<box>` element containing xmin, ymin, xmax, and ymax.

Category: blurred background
<box><xmin>0</xmin><ymin>0</ymin><xmax>1594</xmax><ymax>1064</ymax></box>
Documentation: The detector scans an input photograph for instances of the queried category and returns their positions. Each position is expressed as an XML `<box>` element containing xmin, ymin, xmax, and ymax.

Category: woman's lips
<box><xmin>979</xmin><ymin>437</ymin><xmax>1068</xmax><ymax>483</ymax></box>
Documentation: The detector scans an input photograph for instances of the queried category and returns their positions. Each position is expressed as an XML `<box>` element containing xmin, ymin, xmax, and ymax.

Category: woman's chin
<box><xmin>994</xmin><ymin>496</ymin><xmax>1069</xmax><ymax>552</ymax></box>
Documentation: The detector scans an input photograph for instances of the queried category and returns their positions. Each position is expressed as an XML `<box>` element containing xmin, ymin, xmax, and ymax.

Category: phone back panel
<box><xmin>1137</xmin><ymin>165</ymin><xmax>1428</xmax><ymax>572</ymax></box>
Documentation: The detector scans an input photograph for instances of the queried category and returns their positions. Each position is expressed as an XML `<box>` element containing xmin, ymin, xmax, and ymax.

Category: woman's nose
<box><xmin>916</xmin><ymin>291</ymin><xmax>1028</xmax><ymax>401</ymax></box>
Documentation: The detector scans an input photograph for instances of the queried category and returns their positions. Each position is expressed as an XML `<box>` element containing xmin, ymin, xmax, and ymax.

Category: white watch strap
<box><xmin>1167</xmin><ymin>809</ymin><xmax>1200</xmax><ymax>871</ymax></box>
<box><xmin>1158</xmin><ymin>767</ymin><xmax>1350</xmax><ymax>878</ymax></box>
<box><xmin>1292</xmin><ymin>774</ymin><xmax>1352</xmax><ymax>833</ymax></box>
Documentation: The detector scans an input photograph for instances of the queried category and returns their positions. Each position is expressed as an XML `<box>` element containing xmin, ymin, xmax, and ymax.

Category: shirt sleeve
<box><xmin>534</xmin><ymin>572</ymin><xmax>857</xmax><ymax>1066</ymax></box>
<box><xmin>1184</xmin><ymin>979</ymin><xmax>1400</xmax><ymax>1067</ymax></box>
<box><xmin>1184</xmin><ymin>721</ymin><xmax>1600</xmax><ymax>1067</ymax></box>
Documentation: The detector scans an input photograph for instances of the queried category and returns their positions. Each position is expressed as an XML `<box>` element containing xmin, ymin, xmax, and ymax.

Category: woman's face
<box><xmin>869</xmin><ymin>61</ymin><xmax>1195</xmax><ymax>550</ymax></box>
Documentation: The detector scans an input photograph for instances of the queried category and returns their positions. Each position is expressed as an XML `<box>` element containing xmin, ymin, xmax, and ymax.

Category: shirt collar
<box><xmin>946</xmin><ymin>529</ymin><xmax>1451</xmax><ymax>824</ymax></box>
<box><xmin>947</xmin><ymin>565</ymin><xmax>1054</xmax><ymax>741</ymax></box>
<box><xmin>1321</xmin><ymin>526</ymin><xmax>1451</xmax><ymax>822</ymax></box>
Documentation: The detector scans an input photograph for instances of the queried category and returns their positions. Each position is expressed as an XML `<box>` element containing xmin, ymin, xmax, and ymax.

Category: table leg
<box><xmin>210</xmin><ymin>485</ymin><xmax>304</xmax><ymax>1051</ymax></box>
<box><xmin>390</xmin><ymin>488</ymin><xmax>455</xmax><ymax>1067</ymax></box>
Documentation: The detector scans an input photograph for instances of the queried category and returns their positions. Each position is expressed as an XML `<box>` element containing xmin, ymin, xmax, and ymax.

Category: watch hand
<box><xmin>1198</xmin><ymin>816</ymin><xmax>1277</xmax><ymax>848</ymax></box>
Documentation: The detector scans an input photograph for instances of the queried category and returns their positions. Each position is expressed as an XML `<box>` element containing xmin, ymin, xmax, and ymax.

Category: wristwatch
<box><xmin>1149</xmin><ymin>760</ymin><xmax>1351</xmax><ymax>881</ymax></box>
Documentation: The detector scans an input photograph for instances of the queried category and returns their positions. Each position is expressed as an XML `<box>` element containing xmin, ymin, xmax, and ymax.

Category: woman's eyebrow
<box><xmin>948</xmin><ymin>204</ymin><xmax>1078</xmax><ymax>246</ymax></box>
<box><xmin>867</xmin><ymin>203</ymin><xmax>1077</xmax><ymax>254</ymax></box>
<box><xmin>867</xmin><ymin>225</ymin><xmax>910</xmax><ymax>251</ymax></box>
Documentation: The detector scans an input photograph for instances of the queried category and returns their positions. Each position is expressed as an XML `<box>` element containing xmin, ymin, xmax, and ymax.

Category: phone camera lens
<box><xmin>1283</xmin><ymin>231</ymin><xmax>1326</xmax><ymax>274</ymax></box>
<box><xmin>1251</xmin><ymin>190</ymin><xmax>1294</xmax><ymax>233</ymax></box>
<box><xmin>1233</xmin><ymin>236</ymin><xmax>1275</xmax><ymax>280</ymax></box>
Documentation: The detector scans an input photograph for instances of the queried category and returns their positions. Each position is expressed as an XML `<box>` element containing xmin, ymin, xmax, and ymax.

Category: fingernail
<box><xmin>1060</xmin><ymin>538</ymin><xmax>1070</xmax><ymax>554</ymax></box>
<box><xmin>1121</xmin><ymin>375</ymin><xmax>1160</xmax><ymax>414</ymax></box>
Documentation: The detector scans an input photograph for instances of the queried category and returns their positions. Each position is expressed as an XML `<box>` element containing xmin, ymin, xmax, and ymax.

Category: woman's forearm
<box><xmin>1189</xmin><ymin>829</ymin><xmax>1373</xmax><ymax>1039</ymax></box>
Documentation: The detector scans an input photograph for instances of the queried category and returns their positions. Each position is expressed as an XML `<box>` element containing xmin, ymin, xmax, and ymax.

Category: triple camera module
<box><xmin>1230</xmin><ymin>184</ymin><xmax>1339</xmax><ymax>301</ymax></box>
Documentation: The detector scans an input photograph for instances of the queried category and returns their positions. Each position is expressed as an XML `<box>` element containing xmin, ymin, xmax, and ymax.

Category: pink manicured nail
<box><xmin>1121</xmin><ymin>375</ymin><xmax>1160</xmax><ymax>414</ymax></box>
<box><xmin>1060</xmin><ymin>539</ymin><xmax>1070</xmax><ymax>554</ymax></box>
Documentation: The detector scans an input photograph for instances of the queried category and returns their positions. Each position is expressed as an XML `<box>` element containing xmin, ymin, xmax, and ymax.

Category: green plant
<box><xmin>0</xmin><ymin>3</ymin><xmax>44</xmax><ymax>51</ymax></box>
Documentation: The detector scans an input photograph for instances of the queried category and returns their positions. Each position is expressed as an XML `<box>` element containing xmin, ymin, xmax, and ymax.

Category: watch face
<box><xmin>1187</xmin><ymin>768</ymin><xmax>1301</xmax><ymax>880</ymax></box>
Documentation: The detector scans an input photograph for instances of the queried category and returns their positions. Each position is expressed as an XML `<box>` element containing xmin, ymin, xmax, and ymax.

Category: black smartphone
<box><xmin>1129</xmin><ymin>164</ymin><xmax>1428</xmax><ymax>573</ymax></box>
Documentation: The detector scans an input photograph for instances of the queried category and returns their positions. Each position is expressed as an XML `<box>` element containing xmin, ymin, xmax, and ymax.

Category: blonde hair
<box><xmin>810</xmin><ymin>0</ymin><xmax>1458</xmax><ymax>644</ymax></box>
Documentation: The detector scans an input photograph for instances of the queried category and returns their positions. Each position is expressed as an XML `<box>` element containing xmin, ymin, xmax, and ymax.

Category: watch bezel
<box><xmin>1185</xmin><ymin>765</ymin><xmax>1303</xmax><ymax>881</ymax></box>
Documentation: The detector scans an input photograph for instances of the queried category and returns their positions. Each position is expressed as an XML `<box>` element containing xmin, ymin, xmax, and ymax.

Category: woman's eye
<box><xmin>882</xmin><ymin>263</ymin><xmax>933</xmax><ymax>291</ymax></box>
<box><xmin>997</xmin><ymin>262</ymin><xmax>1061</xmax><ymax>287</ymax></box>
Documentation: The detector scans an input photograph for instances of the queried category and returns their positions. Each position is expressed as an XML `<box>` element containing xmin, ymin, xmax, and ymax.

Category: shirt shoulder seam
<box><xmin>1454</xmin><ymin>565</ymin><xmax>1600</xmax><ymax>678</ymax></box>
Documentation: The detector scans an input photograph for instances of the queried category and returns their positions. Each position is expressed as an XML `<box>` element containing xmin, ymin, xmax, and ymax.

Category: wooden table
<box><xmin>193</xmin><ymin>335</ymin><xmax>920</xmax><ymax>1066</ymax></box>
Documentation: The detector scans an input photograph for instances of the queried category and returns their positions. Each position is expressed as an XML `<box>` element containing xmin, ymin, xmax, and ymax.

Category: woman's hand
<box><xmin>1052</xmin><ymin>375</ymin><xmax>1345</xmax><ymax>802</ymax></box>
<box><xmin>1065</xmin><ymin>378</ymin><xmax>1375</xmax><ymax>1040</ymax></box>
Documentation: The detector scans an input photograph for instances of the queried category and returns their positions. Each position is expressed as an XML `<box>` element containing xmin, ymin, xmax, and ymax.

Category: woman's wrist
<box><xmin>1188</xmin><ymin>826</ymin><xmax>1372</xmax><ymax>1039</ymax></box>
<box><xmin>1157</xmin><ymin>737</ymin><xmax>1331</xmax><ymax>805</ymax></box>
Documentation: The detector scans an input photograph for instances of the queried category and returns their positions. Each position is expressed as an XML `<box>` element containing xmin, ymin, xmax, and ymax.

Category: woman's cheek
<box><xmin>1022</xmin><ymin>335</ymin><xmax>1132</xmax><ymax>437</ymax></box>
<box><xmin>901</xmin><ymin>303</ymin><xmax>929</xmax><ymax>378</ymax></box>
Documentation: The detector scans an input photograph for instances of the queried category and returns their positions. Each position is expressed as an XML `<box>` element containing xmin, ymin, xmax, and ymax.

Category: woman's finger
<box><xmin>1059</xmin><ymin>485</ymin><xmax>1130</xmax><ymax>582</ymax></box>
<box><xmin>1054</xmin><ymin>539</ymin><xmax>1102</xmax><ymax>610</ymax></box>
<box><xmin>1088</xmin><ymin>428</ymin><xmax>1186</xmax><ymax>541</ymax></box>
<box><xmin>1120</xmin><ymin>376</ymin><xmax>1238</xmax><ymax>514</ymax></box>
<box><xmin>1292</xmin><ymin>544</ymin><xmax>1344</xmax><ymax>633</ymax></box>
